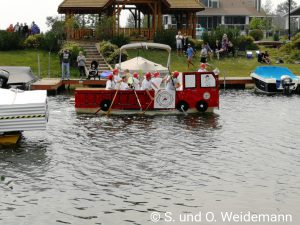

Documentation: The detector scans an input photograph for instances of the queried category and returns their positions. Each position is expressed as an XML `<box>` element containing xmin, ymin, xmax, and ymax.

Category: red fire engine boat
<box><xmin>75</xmin><ymin>43</ymin><xmax>219</xmax><ymax>115</ymax></box>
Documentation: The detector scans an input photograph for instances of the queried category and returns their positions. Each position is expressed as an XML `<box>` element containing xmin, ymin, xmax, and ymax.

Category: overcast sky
<box><xmin>0</xmin><ymin>0</ymin><xmax>299</xmax><ymax>32</ymax></box>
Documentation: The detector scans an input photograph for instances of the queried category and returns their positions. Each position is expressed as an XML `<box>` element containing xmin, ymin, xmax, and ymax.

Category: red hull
<box><xmin>75</xmin><ymin>72</ymin><xmax>219</xmax><ymax>114</ymax></box>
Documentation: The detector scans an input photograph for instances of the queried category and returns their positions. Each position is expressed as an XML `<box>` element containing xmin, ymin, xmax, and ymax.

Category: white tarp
<box><xmin>115</xmin><ymin>57</ymin><xmax>169</xmax><ymax>75</ymax></box>
<box><xmin>0</xmin><ymin>88</ymin><xmax>48</xmax><ymax>132</ymax></box>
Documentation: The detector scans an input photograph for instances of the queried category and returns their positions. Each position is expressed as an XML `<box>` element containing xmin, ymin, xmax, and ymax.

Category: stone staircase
<box><xmin>78</xmin><ymin>42</ymin><xmax>111</xmax><ymax>73</ymax></box>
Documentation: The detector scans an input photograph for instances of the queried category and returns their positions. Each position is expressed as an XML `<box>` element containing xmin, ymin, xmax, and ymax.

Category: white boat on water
<box><xmin>250</xmin><ymin>66</ymin><xmax>299</xmax><ymax>95</ymax></box>
<box><xmin>0</xmin><ymin>88</ymin><xmax>48</xmax><ymax>144</ymax></box>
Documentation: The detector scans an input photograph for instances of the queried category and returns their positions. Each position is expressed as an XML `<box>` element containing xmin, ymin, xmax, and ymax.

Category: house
<box><xmin>284</xmin><ymin>6</ymin><xmax>300</xmax><ymax>31</ymax></box>
<box><xmin>197</xmin><ymin>0</ymin><xmax>266</xmax><ymax>31</ymax></box>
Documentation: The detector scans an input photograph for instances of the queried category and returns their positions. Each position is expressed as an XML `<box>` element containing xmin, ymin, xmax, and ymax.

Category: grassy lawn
<box><xmin>1</xmin><ymin>48</ymin><xmax>299</xmax><ymax>78</ymax></box>
<box><xmin>127</xmin><ymin>47</ymin><xmax>300</xmax><ymax>77</ymax></box>
<box><xmin>0</xmin><ymin>50</ymin><xmax>79</xmax><ymax>78</ymax></box>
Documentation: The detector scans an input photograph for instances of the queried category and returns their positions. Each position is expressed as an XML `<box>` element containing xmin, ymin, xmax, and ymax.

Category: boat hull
<box><xmin>252</xmin><ymin>77</ymin><xmax>299</xmax><ymax>94</ymax></box>
<box><xmin>0</xmin><ymin>132</ymin><xmax>21</xmax><ymax>145</ymax></box>
<box><xmin>76</xmin><ymin>107</ymin><xmax>214</xmax><ymax>115</ymax></box>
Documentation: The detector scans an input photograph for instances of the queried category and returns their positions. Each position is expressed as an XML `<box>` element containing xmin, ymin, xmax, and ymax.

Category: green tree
<box><xmin>95</xmin><ymin>16</ymin><xmax>114</xmax><ymax>40</ymax></box>
<box><xmin>250</xmin><ymin>17</ymin><xmax>266</xmax><ymax>30</ymax></box>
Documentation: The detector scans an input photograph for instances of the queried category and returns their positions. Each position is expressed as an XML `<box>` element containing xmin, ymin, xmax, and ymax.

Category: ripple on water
<box><xmin>1</xmin><ymin>91</ymin><xmax>300</xmax><ymax>224</ymax></box>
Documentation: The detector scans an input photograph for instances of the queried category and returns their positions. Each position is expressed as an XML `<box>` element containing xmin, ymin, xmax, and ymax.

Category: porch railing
<box><xmin>66</xmin><ymin>28</ymin><xmax>94</xmax><ymax>40</ymax></box>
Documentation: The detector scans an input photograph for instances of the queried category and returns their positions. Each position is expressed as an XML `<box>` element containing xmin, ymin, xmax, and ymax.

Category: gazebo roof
<box><xmin>58</xmin><ymin>0</ymin><xmax>204</xmax><ymax>14</ymax></box>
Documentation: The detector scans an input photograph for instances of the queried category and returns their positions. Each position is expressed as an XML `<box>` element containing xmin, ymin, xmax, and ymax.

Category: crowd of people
<box><xmin>175</xmin><ymin>31</ymin><xmax>237</xmax><ymax>68</ymax></box>
<box><xmin>105</xmin><ymin>69</ymin><xmax>181</xmax><ymax>99</ymax></box>
<box><xmin>6</xmin><ymin>21</ymin><xmax>40</xmax><ymax>37</ymax></box>
<box><xmin>175</xmin><ymin>30</ymin><xmax>272</xmax><ymax>69</ymax></box>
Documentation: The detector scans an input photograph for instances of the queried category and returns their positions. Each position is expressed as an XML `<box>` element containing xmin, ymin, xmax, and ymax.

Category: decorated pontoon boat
<box><xmin>75</xmin><ymin>43</ymin><xmax>219</xmax><ymax>115</ymax></box>
<box><xmin>251</xmin><ymin>66</ymin><xmax>299</xmax><ymax>94</ymax></box>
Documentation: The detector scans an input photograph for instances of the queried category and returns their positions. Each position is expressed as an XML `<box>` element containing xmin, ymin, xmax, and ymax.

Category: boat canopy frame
<box><xmin>119</xmin><ymin>42</ymin><xmax>171</xmax><ymax>73</ymax></box>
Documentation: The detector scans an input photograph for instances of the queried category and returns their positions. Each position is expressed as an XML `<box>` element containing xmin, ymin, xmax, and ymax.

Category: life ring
<box><xmin>100</xmin><ymin>100</ymin><xmax>111</xmax><ymax>111</ymax></box>
<box><xmin>176</xmin><ymin>101</ymin><xmax>189</xmax><ymax>112</ymax></box>
<box><xmin>196</xmin><ymin>100</ymin><xmax>208</xmax><ymax>112</ymax></box>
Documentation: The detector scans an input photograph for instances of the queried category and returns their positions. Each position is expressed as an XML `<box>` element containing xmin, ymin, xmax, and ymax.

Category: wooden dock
<box><xmin>30</xmin><ymin>76</ymin><xmax>300</xmax><ymax>94</ymax></box>
<box><xmin>30</xmin><ymin>78</ymin><xmax>62</xmax><ymax>91</ymax></box>
<box><xmin>30</xmin><ymin>77</ymin><xmax>255</xmax><ymax>93</ymax></box>
<box><xmin>30</xmin><ymin>78</ymin><xmax>106</xmax><ymax>93</ymax></box>
<box><xmin>219</xmin><ymin>77</ymin><xmax>254</xmax><ymax>89</ymax></box>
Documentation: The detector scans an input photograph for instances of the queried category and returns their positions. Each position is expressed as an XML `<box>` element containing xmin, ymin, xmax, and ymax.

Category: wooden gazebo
<box><xmin>58</xmin><ymin>0</ymin><xmax>205</xmax><ymax>40</ymax></box>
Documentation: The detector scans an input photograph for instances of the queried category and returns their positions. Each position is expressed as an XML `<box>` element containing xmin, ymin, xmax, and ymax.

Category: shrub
<box><xmin>59</xmin><ymin>41</ymin><xmax>84</xmax><ymax>67</ymax></box>
<box><xmin>99</xmin><ymin>41</ymin><xmax>118</xmax><ymax>58</ymax></box>
<box><xmin>202</xmin><ymin>26</ymin><xmax>240</xmax><ymax>48</ymax></box>
<box><xmin>273</xmin><ymin>32</ymin><xmax>280</xmax><ymax>41</ymax></box>
<box><xmin>23</xmin><ymin>34</ymin><xmax>45</xmax><ymax>49</ymax></box>
<box><xmin>280</xmin><ymin>33</ymin><xmax>300</xmax><ymax>63</ymax></box>
<box><xmin>153</xmin><ymin>29</ymin><xmax>177</xmax><ymax>49</ymax></box>
<box><xmin>0</xmin><ymin>31</ymin><xmax>23</xmax><ymax>50</ymax></box>
<box><xmin>106</xmin><ymin>49</ymin><xmax>128</xmax><ymax>65</ymax></box>
<box><xmin>42</xmin><ymin>31</ymin><xmax>62</xmax><ymax>52</ymax></box>
<box><xmin>111</xmin><ymin>34</ymin><xmax>130</xmax><ymax>48</ymax></box>
<box><xmin>237</xmin><ymin>35</ymin><xmax>258</xmax><ymax>51</ymax></box>
<box><xmin>249</xmin><ymin>29</ymin><xmax>263</xmax><ymax>41</ymax></box>
<box><xmin>189</xmin><ymin>38</ymin><xmax>203</xmax><ymax>50</ymax></box>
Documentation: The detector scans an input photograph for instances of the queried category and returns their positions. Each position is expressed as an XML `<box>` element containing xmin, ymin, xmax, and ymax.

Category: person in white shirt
<box><xmin>131</xmin><ymin>72</ymin><xmax>141</xmax><ymax>90</ymax></box>
<box><xmin>176</xmin><ymin>31</ymin><xmax>183</xmax><ymax>55</ymax></box>
<box><xmin>105</xmin><ymin>74</ymin><xmax>116</xmax><ymax>90</ymax></box>
<box><xmin>141</xmin><ymin>72</ymin><xmax>158</xmax><ymax>101</ymax></box>
<box><xmin>164</xmin><ymin>71</ymin><xmax>181</xmax><ymax>91</ymax></box>
<box><xmin>118</xmin><ymin>75</ymin><xmax>130</xmax><ymax>90</ymax></box>
<box><xmin>151</xmin><ymin>71</ymin><xmax>162</xmax><ymax>90</ymax></box>
<box><xmin>198</xmin><ymin>63</ymin><xmax>207</xmax><ymax>72</ymax></box>
<box><xmin>113</xmin><ymin>68</ymin><xmax>121</xmax><ymax>83</ymax></box>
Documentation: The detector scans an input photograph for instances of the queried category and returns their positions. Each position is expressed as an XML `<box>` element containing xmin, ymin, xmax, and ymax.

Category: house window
<box><xmin>201</xmin><ymin>0</ymin><xmax>209</xmax><ymax>7</ymax></box>
<box><xmin>163</xmin><ymin>16</ymin><xmax>168</xmax><ymax>25</ymax></box>
<box><xmin>225</xmin><ymin>16</ymin><xmax>246</xmax><ymax>25</ymax></box>
<box><xmin>200</xmin><ymin>0</ymin><xmax>219</xmax><ymax>8</ymax></box>
<box><xmin>197</xmin><ymin>16</ymin><xmax>221</xmax><ymax>31</ymax></box>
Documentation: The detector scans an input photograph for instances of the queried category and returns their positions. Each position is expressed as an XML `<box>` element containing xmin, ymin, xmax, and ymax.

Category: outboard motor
<box><xmin>0</xmin><ymin>69</ymin><xmax>9</xmax><ymax>88</ymax></box>
<box><xmin>281</xmin><ymin>75</ymin><xmax>293</xmax><ymax>95</ymax></box>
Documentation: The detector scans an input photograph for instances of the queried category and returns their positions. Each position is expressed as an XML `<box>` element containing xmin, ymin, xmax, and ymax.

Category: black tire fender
<box><xmin>100</xmin><ymin>99</ymin><xmax>111</xmax><ymax>111</ymax></box>
<box><xmin>176</xmin><ymin>101</ymin><xmax>189</xmax><ymax>112</ymax></box>
<box><xmin>196</xmin><ymin>100</ymin><xmax>208</xmax><ymax>112</ymax></box>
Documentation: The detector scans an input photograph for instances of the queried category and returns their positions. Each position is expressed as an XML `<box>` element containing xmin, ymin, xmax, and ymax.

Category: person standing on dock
<box><xmin>77</xmin><ymin>51</ymin><xmax>86</xmax><ymax>80</ymax></box>
<box><xmin>61</xmin><ymin>49</ymin><xmax>71</xmax><ymax>80</ymax></box>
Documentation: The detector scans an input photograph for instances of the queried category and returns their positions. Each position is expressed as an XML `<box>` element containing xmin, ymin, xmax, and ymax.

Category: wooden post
<box><xmin>192</xmin><ymin>12</ymin><xmax>197</xmax><ymax>39</ymax></box>
<box><xmin>157</xmin><ymin>2</ymin><xmax>162</xmax><ymax>30</ymax></box>
<box><xmin>135</xmin><ymin>9</ymin><xmax>137</xmax><ymax>28</ymax></box>
<box><xmin>138</xmin><ymin>9</ymin><xmax>141</xmax><ymax>34</ymax></box>
<box><xmin>188</xmin><ymin>12</ymin><xmax>192</xmax><ymax>36</ymax></box>
<box><xmin>152</xmin><ymin>2</ymin><xmax>157</xmax><ymax>37</ymax></box>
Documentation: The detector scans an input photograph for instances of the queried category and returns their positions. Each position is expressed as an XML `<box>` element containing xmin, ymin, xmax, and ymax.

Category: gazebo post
<box><xmin>138</xmin><ymin>9</ymin><xmax>141</xmax><ymax>35</ymax></box>
<box><xmin>192</xmin><ymin>12</ymin><xmax>197</xmax><ymax>38</ymax></box>
<box><xmin>157</xmin><ymin>2</ymin><xmax>162</xmax><ymax>29</ymax></box>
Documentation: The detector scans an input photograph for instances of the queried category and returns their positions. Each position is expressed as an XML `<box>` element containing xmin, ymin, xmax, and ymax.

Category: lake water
<box><xmin>1</xmin><ymin>90</ymin><xmax>300</xmax><ymax>225</ymax></box>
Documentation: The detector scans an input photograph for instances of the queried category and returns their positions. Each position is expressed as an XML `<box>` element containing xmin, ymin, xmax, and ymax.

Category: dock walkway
<box><xmin>31</xmin><ymin>77</ymin><xmax>254</xmax><ymax>93</ymax></box>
